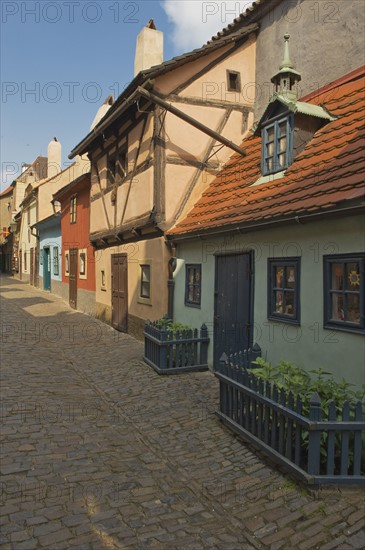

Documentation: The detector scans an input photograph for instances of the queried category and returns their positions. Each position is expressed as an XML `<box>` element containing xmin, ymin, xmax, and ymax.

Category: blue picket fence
<box><xmin>144</xmin><ymin>321</ymin><xmax>209</xmax><ymax>374</ymax></box>
<box><xmin>215</xmin><ymin>353</ymin><xmax>365</xmax><ymax>485</ymax></box>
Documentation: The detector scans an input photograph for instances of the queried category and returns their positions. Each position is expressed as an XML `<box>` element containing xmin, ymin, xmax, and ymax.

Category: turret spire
<box><xmin>271</xmin><ymin>33</ymin><xmax>301</xmax><ymax>99</ymax></box>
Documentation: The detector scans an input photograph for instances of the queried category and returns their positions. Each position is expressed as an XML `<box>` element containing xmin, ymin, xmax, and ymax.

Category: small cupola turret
<box><xmin>271</xmin><ymin>33</ymin><xmax>301</xmax><ymax>100</ymax></box>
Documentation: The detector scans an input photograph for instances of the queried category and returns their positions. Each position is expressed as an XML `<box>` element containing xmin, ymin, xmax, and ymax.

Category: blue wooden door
<box><xmin>214</xmin><ymin>253</ymin><xmax>253</xmax><ymax>366</ymax></box>
<box><xmin>43</xmin><ymin>248</ymin><xmax>51</xmax><ymax>291</ymax></box>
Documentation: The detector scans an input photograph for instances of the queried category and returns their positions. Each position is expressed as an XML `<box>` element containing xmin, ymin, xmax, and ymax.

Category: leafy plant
<box><xmin>250</xmin><ymin>358</ymin><xmax>364</xmax><ymax>473</ymax></box>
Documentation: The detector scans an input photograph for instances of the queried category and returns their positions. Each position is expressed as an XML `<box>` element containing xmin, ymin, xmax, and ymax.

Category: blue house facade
<box><xmin>32</xmin><ymin>214</ymin><xmax>63</xmax><ymax>296</ymax></box>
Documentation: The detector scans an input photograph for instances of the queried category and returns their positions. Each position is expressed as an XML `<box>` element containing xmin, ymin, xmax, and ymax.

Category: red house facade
<box><xmin>53</xmin><ymin>173</ymin><xmax>96</xmax><ymax>315</ymax></box>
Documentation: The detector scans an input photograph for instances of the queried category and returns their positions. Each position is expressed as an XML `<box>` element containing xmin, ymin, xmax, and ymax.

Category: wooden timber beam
<box><xmin>136</xmin><ymin>87</ymin><xmax>247</xmax><ymax>157</ymax></box>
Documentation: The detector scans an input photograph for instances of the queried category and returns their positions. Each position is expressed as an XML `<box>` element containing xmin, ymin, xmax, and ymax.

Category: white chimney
<box><xmin>134</xmin><ymin>20</ymin><xmax>163</xmax><ymax>77</ymax></box>
<box><xmin>90</xmin><ymin>95</ymin><xmax>114</xmax><ymax>131</ymax></box>
<box><xmin>47</xmin><ymin>137</ymin><xmax>62</xmax><ymax>179</ymax></box>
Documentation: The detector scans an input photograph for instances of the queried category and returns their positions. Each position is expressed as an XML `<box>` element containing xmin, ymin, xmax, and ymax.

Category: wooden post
<box><xmin>308</xmin><ymin>393</ymin><xmax>322</xmax><ymax>476</ymax></box>
<box><xmin>199</xmin><ymin>324</ymin><xmax>208</xmax><ymax>366</ymax></box>
<box><xmin>159</xmin><ymin>326</ymin><xmax>168</xmax><ymax>370</ymax></box>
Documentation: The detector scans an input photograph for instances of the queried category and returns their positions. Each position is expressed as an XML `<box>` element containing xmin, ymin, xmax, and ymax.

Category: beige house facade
<box><xmin>70</xmin><ymin>22</ymin><xmax>257</xmax><ymax>338</ymax></box>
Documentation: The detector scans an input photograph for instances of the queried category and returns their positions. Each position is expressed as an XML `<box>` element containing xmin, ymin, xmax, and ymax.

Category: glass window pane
<box><xmin>141</xmin><ymin>281</ymin><xmax>150</xmax><ymax>298</ymax></box>
<box><xmin>331</xmin><ymin>293</ymin><xmax>344</xmax><ymax>321</ymax></box>
<box><xmin>274</xmin><ymin>291</ymin><xmax>283</xmax><ymax>313</ymax></box>
<box><xmin>266</xmin><ymin>142</ymin><xmax>274</xmax><ymax>156</ymax></box>
<box><xmin>331</xmin><ymin>263</ymin><xmax>343</xmax><ymax>290</ymax></box>
<box><xmin>80</xmin><ymin>253</ymin><xmax>86</xmax><ymax>275</ymax></box>
<box><xmin>346</xmin><ymin>262</ymin><xmax>361</xmax><ymax>290</ymax></box>
<box><xmin>278</xmin><ymin>136</ymin><xmax>287</xmax><ymax>152</ymax></box>
<box><xmin>266</xmin><ymin>127</ymin><xmax>275</xmax><ymax>141</ymax></box>
<box><xmin>287</xmin><ymin>267</ymin><xmax>295</xmax><ymax>288</ymax></box>
<box><xmin>275</xmin><ymin>267</ymin><xmax>284</xmax><ymax>287</ymax></box>
<box><xmin>141</xmin><ymin>265</ymin><xmax>150</xmax><ymax>283</ymax></box>
<box><xmin>278</xmin><ymin>152</ymin><xmax>286</xmax><ymax>168</ymax></box>
<box><xmin>347</xmin><ymin>294</ymin><xmax>360</xmax><ymax>323</ymax></box>
<box><xmin>278</xmin><ymin>121</ymin><xmax>287</xmax><ymax>138</ymax></box>
<box><xmin>285</xmin><ymin>291</ymin><xmax>295</xmax><ymax>315</ymax></box>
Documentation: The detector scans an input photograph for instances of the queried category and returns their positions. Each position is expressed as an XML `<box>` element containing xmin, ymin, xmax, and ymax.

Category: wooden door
<box><xmin>69</xmin><ymin>248</ymin><xmax>78</xmax><ymax>309</ymax></box>
<box><xmin>19</xmin><ymin>249</ymin><xmax>22</xmax><ymax>280</ymax></box>
<box><xmin>43</xmin><ymin>248</ymin><xmax>51</xmax><ymax>291</ymax></box>
<box><xmin>112</xmin><ymin>254</ymin><xmax>128</xmax><ymax>332</ymax></box>
<box><xmin>214</xmin><ymin>253</ymin><xmax>253</xmax><ymax>367</ymax></box>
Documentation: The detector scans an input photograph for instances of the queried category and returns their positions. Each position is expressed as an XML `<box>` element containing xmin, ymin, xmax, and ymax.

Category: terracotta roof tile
<box><xmin>169</xmin><ymin>67</ymin><xmax>365</xmax><ymax>237</ymax></box>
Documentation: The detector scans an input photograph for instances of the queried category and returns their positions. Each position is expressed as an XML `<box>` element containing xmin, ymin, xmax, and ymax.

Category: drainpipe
<box><xmin>167</xmin><ymin>244</ymin><xmax>177</xmax><ymax>320</ymax></box>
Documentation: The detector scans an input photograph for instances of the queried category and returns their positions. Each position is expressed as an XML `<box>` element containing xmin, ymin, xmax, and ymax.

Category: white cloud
<box><xmin>161</xmin><ymin>1</ymin><xmax>253</xmax><ymax>52</ymax></box>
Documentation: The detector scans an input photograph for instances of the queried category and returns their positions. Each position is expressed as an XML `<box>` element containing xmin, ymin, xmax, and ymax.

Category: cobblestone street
<box><xmin>1</xmin><ymin>275</ymin><xmax>364</xmax><ymax>549</ymax></box>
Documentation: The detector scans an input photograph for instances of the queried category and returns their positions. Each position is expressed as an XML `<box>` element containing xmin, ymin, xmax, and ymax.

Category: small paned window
<box><xmin>227</xmin><ymin>70</ymin><xmax>241</xmax><ymax>92</ymax></box>
<box><xmin>268</xmin><ymin>258</ymin><xmax>300</xmax><ymax>323</ymax></box>
<box><xmin>65</xmin><ymin>252</ymin><xmax>69</xmax><ymax>275</ymax></box>
<box><xmin>185</xmin><ymin>264</ymin><xmax>201</xmax><ymax>307</ymax></box>
<box><xmin>79</xmin><ymin>252</ymin><xmax>86</xmax><ymax>276</ymax></box>
<box><xmin>262</xmin><ymin>115</ymin><xmax>293</xmax><ymax>175</ymax></box>
<box><xmin>24</xmin><ymin>251</ymin><xmax>27</xmax><ymax>271</ymax></box>
<box><xmin>324</xmin><ymin>254</ymin><xmax>364</xmax><ymax>333</ymax></box>
<box><xmin>140</xmin><ymin>264</ymin><xmax>151</xmax><ymax>299</ymax></box>
<box><xmin>101</xmin><ymin>269</ymin><xmax>106</xmax><ymax>290</ymax></box>
<box><xmin>107</xmin><ymin>150</ymin><xmax>127</xmax><ymax>186</ymax></box>
<box><xmin>53</xmin><ymin>246</ymin><xmax>59</xmax><ymax>276</ymax></box>
<box><xmin>70</xmin><ymin>195</ymin><xmax>77</xmax><ymax>224</ymax></box>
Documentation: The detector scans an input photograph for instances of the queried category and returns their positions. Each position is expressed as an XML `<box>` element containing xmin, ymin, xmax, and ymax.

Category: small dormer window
<box><xmin>262</xmin><ymin>114</ymin><xmax>293</xmax><ymax>175</ymax></box>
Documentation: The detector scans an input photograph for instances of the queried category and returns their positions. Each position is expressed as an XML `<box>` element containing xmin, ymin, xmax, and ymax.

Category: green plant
<box><xmin>250</xmin><ymin>358</ymin><xmax>364</xmax><ymax>473</ymax></box>
<box><xmin>157</xmin><ymin>318</ymin><xmax>193</xmax><ymax>367</ymax></box>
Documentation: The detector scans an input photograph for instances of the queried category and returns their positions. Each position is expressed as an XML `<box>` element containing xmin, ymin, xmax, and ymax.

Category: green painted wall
<box><xmin>172</xmin><ymin>214</ymin><xmax>365</xmax><ymax>389</ymax></box>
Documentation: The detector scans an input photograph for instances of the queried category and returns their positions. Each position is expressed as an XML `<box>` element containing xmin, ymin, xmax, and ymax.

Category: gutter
<box><xmin>167</xmin><ymin>204</ymin><xmax>365</xmax><ymax>242</ymax></box>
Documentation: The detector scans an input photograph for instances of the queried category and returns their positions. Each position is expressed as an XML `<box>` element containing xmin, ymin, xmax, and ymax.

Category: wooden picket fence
<box><xmin>144</xmin><ymin>321</ymin><xmax>209</xmax><ymax>374</ymax></box>
<box><xmin>215</xmin><ymin>353</ymin><xmax>365</xmax><ymax>485</ymax></box>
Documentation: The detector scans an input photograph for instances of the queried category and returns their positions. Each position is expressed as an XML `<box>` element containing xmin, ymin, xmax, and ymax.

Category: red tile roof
<box><xmin>168</xmin><ymin>67</ymin><xmax>365</xmax><ymax>237</ymax></box>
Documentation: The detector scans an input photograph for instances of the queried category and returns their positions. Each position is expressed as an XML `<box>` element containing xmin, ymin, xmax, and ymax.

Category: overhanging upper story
<box><xmin>69</xmin><ymin>23</ymin><xmax>258</xmax><ymax>249</ymax></box>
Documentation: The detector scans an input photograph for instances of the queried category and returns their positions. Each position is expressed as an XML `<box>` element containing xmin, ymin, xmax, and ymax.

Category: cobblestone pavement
<box><xmin>1</xmin><ymin>276</ymin><xmax>364</xmax><ymax>550</ymax></box>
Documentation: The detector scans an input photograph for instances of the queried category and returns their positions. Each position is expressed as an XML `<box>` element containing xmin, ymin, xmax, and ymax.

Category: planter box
<box><xmin>215</xmin><ymin>353</ymin><xmax>365</xmax><ymax>485</ymax></box>
<box><xmin>144</xmin><ymin>321</ymin><xmax>209</xmax><ymax>374</ymax></box>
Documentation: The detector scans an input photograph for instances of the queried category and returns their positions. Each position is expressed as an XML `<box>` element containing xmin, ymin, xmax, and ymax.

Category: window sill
<box><xmin>324</xmin><ymin>323</ymin><xmax>364</xmax><ymax>335</ymax></box>
<box><xmin>268</xmin><ymin>315</ymin><xmax>300</xmax><ymax>325</ymax></box>
<box><xmin>251</xmin><ymin>171</ymin><xmax>286</xmax><ymax>187</ymax></box>
<box><xmin>185</xmin><ymin>302</ymin><xmax>201</xmax><ymax>309</ymax></box>
<box><xmin>138</xmin><ymin>296</ymin><xmax>152</xmax><ymax>306</ymax></box>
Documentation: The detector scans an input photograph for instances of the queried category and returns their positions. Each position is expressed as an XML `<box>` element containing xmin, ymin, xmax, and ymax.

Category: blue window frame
<box><xmin>268</xmin><ymin>258</ymin><xmax>300</xmax><ymax>324</ymax></box>
<box><xmin>324</xmin><ymin>254</ymin><xmax>365</xmax><ymax>333</ymax></box>
<box><xmin>185</xmin><ymin>264</ymin><xmax>201</xmax><ymax>307</ymax></box>
<box><xmin>262</xmin><ymin>114</ymin><xmax>293</xmax><ymax>175</ymax></box>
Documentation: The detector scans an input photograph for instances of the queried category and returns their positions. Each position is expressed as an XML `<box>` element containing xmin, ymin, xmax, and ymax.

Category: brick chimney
<box><xmin>134</xmin><ymin>20</ymin><xmax>163</xmax><ymax>77</ymax></box>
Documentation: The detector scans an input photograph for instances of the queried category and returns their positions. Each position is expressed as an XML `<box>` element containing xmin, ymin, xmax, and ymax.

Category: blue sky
<box><xmin>1</xmin><ymin>1</ymin><xmax>251</xmax><ymax>192</ymax></box>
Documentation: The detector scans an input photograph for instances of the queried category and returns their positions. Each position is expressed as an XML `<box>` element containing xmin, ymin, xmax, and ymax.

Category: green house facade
<box><xmin>168</xmin><ymin>61</ymin><xmax>365</xmax><ymax>389</ymax></box>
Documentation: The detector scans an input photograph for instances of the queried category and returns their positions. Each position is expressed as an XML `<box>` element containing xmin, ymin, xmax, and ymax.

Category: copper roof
<box><xmin>168</xmin><ymin>67</ymin><xmax>365</xmax><ymax>238</ymax></box>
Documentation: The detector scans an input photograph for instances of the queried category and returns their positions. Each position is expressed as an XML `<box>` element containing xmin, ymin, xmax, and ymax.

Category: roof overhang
<box><xmin>167</xmin><ymin>203</ymin><xmax>365</xmax><ymax>242</ymax></box>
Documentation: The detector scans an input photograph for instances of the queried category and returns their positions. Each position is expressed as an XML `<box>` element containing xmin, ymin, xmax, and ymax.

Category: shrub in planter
<box><xmin>251</xmin><ymin>358</ymin><xmax>365</xmax><ymax>473</ymax></box>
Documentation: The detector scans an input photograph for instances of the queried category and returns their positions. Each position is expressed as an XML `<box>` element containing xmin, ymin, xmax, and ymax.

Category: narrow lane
<box><xmin>1</xmin><ymin>276</ymin><xmax>364</xmax><ymax>550</ymax></box>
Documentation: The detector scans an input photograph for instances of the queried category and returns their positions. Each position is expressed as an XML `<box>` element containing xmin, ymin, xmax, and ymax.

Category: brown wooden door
<box><xmin>30</xmin><ymin>248</ymin><xmax>34</xmax><ymax>285</ymax></box>
<box><xmin>112</xmin><ymin>254</ymin><xmax>128</xmax><ymax>332</ymax></box>
<box><xmin>69</xmin><ymin>248</ymin><xmax>78</xmax><ymax>310</ymax></box>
